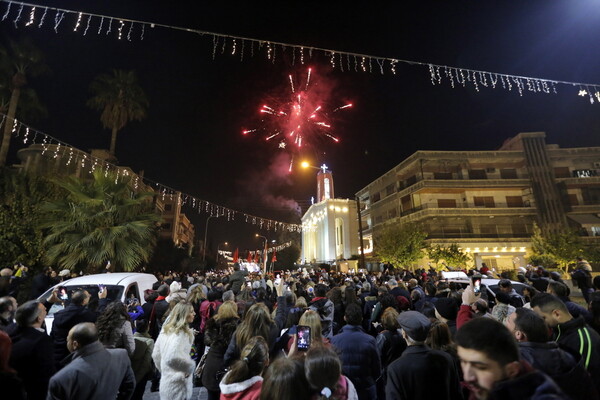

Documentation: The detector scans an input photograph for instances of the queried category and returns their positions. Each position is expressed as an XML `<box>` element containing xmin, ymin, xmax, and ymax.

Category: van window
<box><xmin>126</xmin><ymin>284</ymin><xmax>140</xmax><ymax>302</ymax></box>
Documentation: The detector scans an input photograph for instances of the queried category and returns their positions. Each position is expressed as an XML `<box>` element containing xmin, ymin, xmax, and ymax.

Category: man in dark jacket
<box><xmin>532</xmin><ymin>293</ymin><xmax>600</xmax><ymax>396</ymax></box>
<box><xmin>149</xmin><ymin>284</ymin><xmax>170</xmax><ymax>339</ymax></box>
<box><xmin>331</xmin><ymin>303</ymin><xmax>381</xmax><ymax>400</ymax></box>
<box><xmin>309</xmin><ymin>283</ymin><xmax>334</xmax><ymax>339</ymax></box>
<box><xmin>456</xmin><ymin>317</ymin><xmax>568</xmax><ymax>400</ymax></box>
<box><xmin>29</xmin><ymin>267</ymin><xmax>55</xmax><ymax>300</ymax></box>
<box><xmin>386</xmin><ymin>311</ymin><xmax>462</xmax><ymax>400</ymax></box>
<box><xmin>229</xmin><ymin>263</ymin><xmax>248</xmax><ymax>294</ymax></box>
<box><xmin>505</xmin><ymin>307</ymin><xmax>597</xmax><ymax>399</ymax></box>
<box><xmin>498</xmin><ymin>279</ymin><xmax>525</xmax><ymax>308</ymax></box>
<box><xmin>8</xmin><ymin>300</ymin><xmax>54</xmax><ymax>400</ymax></box>
<box><xmin>51</xmin><ymin>289</ymin><xmax>108</xmax><ymax>369</ymax></box>
<box><xmin>47</xmin><ymin>322</ymin><xmax>135</xmax><ymax>400</ymax></box>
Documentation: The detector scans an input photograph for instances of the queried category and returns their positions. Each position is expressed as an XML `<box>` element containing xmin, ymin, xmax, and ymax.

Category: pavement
<box><xmin>143</xmin><ymin>382</ymin><xmax>208</xmax><ymax>400</ymax></box>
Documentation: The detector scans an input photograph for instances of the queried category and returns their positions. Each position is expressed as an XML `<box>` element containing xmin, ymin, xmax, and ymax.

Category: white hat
<box><xmin>58</xmin><ymin>269</ymin><xmax>71</xmax><ymax>277</ymax></box>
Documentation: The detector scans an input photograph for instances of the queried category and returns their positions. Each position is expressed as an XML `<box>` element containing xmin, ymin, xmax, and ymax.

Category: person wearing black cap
<box><xmin>435</xmin><ymin>297</ymin><xmax>459</xmax><ymax>338</ymax></box>
<box><xmin>386</xmin><ymin>311</ymin><xmax>462</xmax><ymax>400</ymax></box>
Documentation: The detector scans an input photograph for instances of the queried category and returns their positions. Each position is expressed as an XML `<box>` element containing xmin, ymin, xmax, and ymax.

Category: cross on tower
<box><xmin>320</xmin><ymin>164</ymin><xmax>329</xmax><ymax>173</ymax></box>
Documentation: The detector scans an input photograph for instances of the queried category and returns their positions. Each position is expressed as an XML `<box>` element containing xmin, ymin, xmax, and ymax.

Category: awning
<box><xmin>568</xmin><ymin>214</ymin><xmax>600</xmax><ymax>225</ymax></box>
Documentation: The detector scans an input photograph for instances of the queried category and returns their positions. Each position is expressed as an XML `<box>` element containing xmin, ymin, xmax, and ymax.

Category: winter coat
<box><xmin>309</xmin><ymin>375</ymin><xmax>358</xmax><ymax>400</ymax></box>
<box><xmin>375</xmin><ymin>329</ymin><xmax>407</xmax><ymax>370</ymax></box>
<box><xmin>553</xmin><ymin>316</ymin><xmax>600</xmax><ymax>395</ymax></box>
<box><xmin>219</xmin><ymin>374</ymin><xmax>262</xmax><ymax>400</ymax></box>
<box><xmin>331</xmin><ymin>324</ymin><xmax>381</xmax><ymax>395</ymax></box>
<box><xmin>51</xmin><ymin>300</ymin><xmax>108</xmax><ymax>369</ymax></box>
<box><xmin>473</xmin><ymin>361</ymin><xmax>570</xmax><ymax>400</ymax></box>
<box><xmin>309</xmin><ymin>297</ymin><xmax>334</xmax><ymax>339</ymax></box>
<box><xmin>152</xmin><ymin>329</ymin><xmax>195</xmax><ymax>400</ymax></box>
<box><xmin>203</xmin><ymin>317</ymin><xmax>239</xmax><ymax>391</ymax></box>
<box><xmin>386</xmin><ymin>345</ymin><xmax>462</xmax><ymax>400</ymax></box>
<box><xmin>47</xmin><ymin>341</ymin><xmax>135</xmax><ymax>400</ymax></box>
<box><xmin>230</xmin><ymin>270</ymin><xmax>249</xmax><ymax>294</ymax></box>
<box><xmin>519</xmin><ymin>341</ymin><xmax>599</xmax><ymax>400</ymax></box>
<box><xmin>131</xmin><ymin>332</ymin><xmax>154</xmax><ymax>383</ymax></box>
<box><xmin>101</xmin><ymin>318</ymin><xmax>135</xmax><ymax>356</ymax></box>
<box><xmin>149</xmin><ymin>298</ymin><xmax>169</xmax><ymax>339</ymax></box>
<box><xmin>9</xmin><ymin>326</ymin><xmax>55</xmax><ymax>400</ymax></box>
<box><xmin>29</xmin><ymin>273</ymin><xmax>53</xmax><ymax>300</ymax></box>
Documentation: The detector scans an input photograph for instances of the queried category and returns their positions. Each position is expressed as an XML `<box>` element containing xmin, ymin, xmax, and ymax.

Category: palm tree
<box><xmin>40</xmin><ymin>170</ymin><xmax>161</xmax><ymax>272</ymax></box>
<box><xmin>87</xmin><ymin>69</ymin><xmax>148</xmax><ymax>156</ymax></box>
<box><xmin>0</xmin><ymin>37</ymin><xmax>47</xmax><ymax>166</ymax></box>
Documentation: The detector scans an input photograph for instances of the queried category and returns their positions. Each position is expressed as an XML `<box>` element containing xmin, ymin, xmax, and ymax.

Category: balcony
<box><xmin>396</xmin><ymin>178</ymin><xmax>531</xmax><ymax>199</ymax></box>
<box><xmin>399</xmin><ymin>203</ymin><xmax>536</xmax><ymax>222</ymax></box>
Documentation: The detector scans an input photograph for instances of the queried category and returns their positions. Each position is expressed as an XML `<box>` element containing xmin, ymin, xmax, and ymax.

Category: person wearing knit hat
<box><xmin>434</xmin><ymin>297</ymin><xmax>459</xmax><ymax>338</ymax></box>
<box><xmin>386</xmin><ymin>311</ymin><xmax>462</xmax><ymax>400</ymax></box>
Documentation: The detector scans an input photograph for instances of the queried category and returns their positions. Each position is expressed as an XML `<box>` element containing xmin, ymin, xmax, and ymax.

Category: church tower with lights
<box><xmin>317</xmin><ymin>164</ymin><xmax>335</xmax><ymax>202</ymax></box>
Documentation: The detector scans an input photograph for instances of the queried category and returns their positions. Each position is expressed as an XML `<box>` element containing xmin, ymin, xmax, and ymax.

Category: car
<box><xmin>38</xmin><ymin>272</ymin><xmax>158</xmax><ymax>333</ymax></box>
<box><xmin>441</xmin><ymin>272</ymin><xmax>527</xmax><ymax>306</ymax></box>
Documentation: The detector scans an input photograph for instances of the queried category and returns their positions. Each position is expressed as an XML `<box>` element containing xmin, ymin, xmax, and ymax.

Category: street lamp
<box><xmin>216</xmin><ymin>241</ymin><xmax>228</xmax><ymax>264</ymax></box>
<box><xmin>255</xmin><ymin>234</ymin><xmax>268</xmax><ymax>275</ymax></box>
<box><xmin>202</xmin><ymin>215</ymin><xmax>215</xmax><ymax>262</ymax></box>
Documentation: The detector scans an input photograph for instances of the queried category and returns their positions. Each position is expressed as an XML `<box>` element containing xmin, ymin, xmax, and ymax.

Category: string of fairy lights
<box><xmin>218</xmin><ymin>241</ymin><xmax>293</xmax><ymax>260</ymax></box>
<box><xmin>0</xmin><ymin>113</ymin><xmax>303</xmax><ymax>232</ymax></box>
<box><xmin>2</xmin><ymin>0</ymin><xmax>600</xmax><ymax>103</ymax></box>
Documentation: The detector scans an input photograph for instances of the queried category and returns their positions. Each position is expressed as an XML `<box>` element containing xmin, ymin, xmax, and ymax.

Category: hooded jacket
<box><xmin>219</xmin><ymin>374</ymin><xmax>262</xmax><ymax>400</ymax></box>
<box><xmin>519</xmin><ymin>341</ymin><xmax>599</xmax><ymax>400</ymax></box>
<box><xmin>553</xmin><ymin>316</ymin><xmax>600</xmax><ymax>395</ymax></box>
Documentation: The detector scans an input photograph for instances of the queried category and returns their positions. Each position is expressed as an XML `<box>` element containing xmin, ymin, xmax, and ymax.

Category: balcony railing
<box><xmin>400</xmin><ymin>202</ymin><xmax>533</xmax><ymax>217</ymax></box>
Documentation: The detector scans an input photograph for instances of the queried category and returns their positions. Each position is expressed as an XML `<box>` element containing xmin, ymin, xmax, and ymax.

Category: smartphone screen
<box><xmin>58</xmin><ymin>286</ymin><xmax>69</xmax><ymax>300</ymax></box>
<box><xmin>98</xmin><ymin>284</ymin><xmax>105</xmax><ymax>294</ymax></box>
<box><xmin>472</xmin><ymin>278</ymin><xmax>481</xmax><ymax>294</ymax></box>
<box><xmin>296</xmin><ymin>325</ymin><xmax>311</xmax><ymax>351</ymax></box>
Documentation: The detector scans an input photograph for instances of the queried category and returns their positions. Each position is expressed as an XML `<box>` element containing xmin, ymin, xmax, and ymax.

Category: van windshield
<box><xmin>43</xmin><ymin>284</ymin><xmax>124</xmax><ymax>316</ymax></box>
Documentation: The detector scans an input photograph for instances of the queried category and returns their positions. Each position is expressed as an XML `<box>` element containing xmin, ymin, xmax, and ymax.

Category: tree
<box><xmin>374</xmin><ymin>223</ymin><xmax>427</xmax><ymax>271</ymax></box>
<box><xmin>529</xmin><ymin>223</ymin><xmax>585</xmax><ymax>274</ymax></box>
<box><xmin>87</xmin><ymin>69</ymin><xmax>148</xmax><ymax>156</ymax></box>
<box><xmin>0</xmin><ymin>168</ymin><xmax>57</xmax><ymax>269</ymax></box>
<box><xmin>427</xmin><ymin>243</ymin><xmax>472</xmax><ymax>271</ymax></box>
<box><xmin>0</xmin><ymin>37</ymin><xmax>47</xmax><ymax>166</ymax></box>
<box><xmin>40</xmin><ymin>170</ymin><xmax>160</xmax><ymax>273</ymax></box>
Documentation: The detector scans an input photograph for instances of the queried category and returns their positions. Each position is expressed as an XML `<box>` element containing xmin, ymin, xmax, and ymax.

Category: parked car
<box><xmin>440</xmin><ymin>271</ymin><xmax>526</xmax><ymax>306</ymax></box>
<box><xmin>38</xmin><ymin>272</ymin><xmax>158</xmax><ymax>333</ymax></box>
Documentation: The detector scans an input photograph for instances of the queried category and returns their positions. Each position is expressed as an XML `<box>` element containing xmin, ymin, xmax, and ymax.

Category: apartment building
<box><xmin>356</xmin><ymin>132</ymin><xmax>600</xmax><ymax>270</ymax></box>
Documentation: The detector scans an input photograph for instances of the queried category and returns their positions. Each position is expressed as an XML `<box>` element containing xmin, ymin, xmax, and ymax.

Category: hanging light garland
<box><xmin>1</xmin><ymin>0</ymin><xmax>599</xmax><ymax>103</ymax></box>
<box><xmin>1</xmin><ymin>113</ymin><xmax>303</xmax><ymax>232</ymax></box>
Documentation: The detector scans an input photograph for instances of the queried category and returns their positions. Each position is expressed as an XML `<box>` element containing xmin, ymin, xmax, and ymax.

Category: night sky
<box><xmin>2</xmin><ymin>1</ymin><xmax>600</xmax><ymax>250</ymax></box>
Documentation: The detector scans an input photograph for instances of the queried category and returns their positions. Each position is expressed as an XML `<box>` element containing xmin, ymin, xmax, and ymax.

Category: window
<box><xmin>473</xmin><ymin>196</ymin><xmax>495</xmax><ymax>207</ymax></box>
<box><xmin>511</xmin><ymin>224</ymin><xmax>528</xmax><ymax>236</ymax></box>
<box><xmin>405</xmin><ymin>175</ymin><xmax>417</xmax><ymax>186</ymax></box>
<box><xmin>437</xmin><ymin>199</ymin><xmax>457</xmax><ymax>208</ymax></box>
<box><xmin>500</xmin><ymin>169</ymin><xmax>518</xmax><ymax>179</ymax></box>
<box><xmin>386</xmin><ymin>184</ymin><xmax>396</xmax><ymax>196</ymax></box>
<box><xmin>372</xmin><ymin>192</ymin><xmax>381</xmax><ymax>203</ymax></box>
<box><xmin>568</xmin><ymin>194</ymin><xmax>579</xmax><ymax>206</ymax></box>
<box><xmin>506</xmin><ymin>196</ymin><xmax>524</xmax><ymax>207</ymax></box>
<box><xmin>388</xmin><ymin>208</ymin><xmax>398</xmax><ymax>218</ymax></box>
<box><xmin>479</xmin><ymin>225</ymin><xmax>497</xmax><ymax>235</ymax></box>
<box><xmin>433</xmin><ymin>172</ymin><xmax>453</xmax><ymax>180</ymax></box>
<box><xmin>468</xmin><ymin>169</ymin><xmax>487</xmax><ymax>179</ymax></box>
<box><xmin>401</xmin><ymin>195</ymin><xmax>412</xmax><ymax>211</ymax></box>
<box><xmin>554</xmin><ymin>167</ymin><xmax>570</xmax><ymax>178</ymax></box>
<box><xmin>164</xmin><ymin>204</ymin><xmax>173</xmax><ymax>211</ymax></box>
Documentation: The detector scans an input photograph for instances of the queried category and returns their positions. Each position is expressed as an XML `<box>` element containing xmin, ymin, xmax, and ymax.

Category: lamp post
<box><xmin>202</xmin><ymin>215</ymin><xmax>215</xmax><ymax>262</ymax></box>
<box><xmin>255</xmin><ymin>234</ymin><xmax>268</xmax><ymax>275</ymax></box>
<box><xmin>216</xmin><ymin>241</ymin><xmax>228</xmax><ymax>264</ymax></box>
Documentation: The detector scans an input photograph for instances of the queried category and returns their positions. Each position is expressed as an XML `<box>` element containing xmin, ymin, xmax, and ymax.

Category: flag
<box><xmin>272</xmin><ymin>250</ymin><xmax>277</xmax><ymax>262</ymax></box>
<box><xmin>233</xmin><ymin>248</ymin><xmax>239</xmax><ymax>263</ymax></box>
<box><xmin>247</xmin><ymin>251</ymin><xmax>252</xmax><ymax>263</ymax></box>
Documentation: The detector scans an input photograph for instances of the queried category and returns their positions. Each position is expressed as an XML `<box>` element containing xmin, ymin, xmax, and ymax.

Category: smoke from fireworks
<box><xmin>242</xmin><ymin>67</ymin><xmax>352</xmax><ymax>171</ymax></box>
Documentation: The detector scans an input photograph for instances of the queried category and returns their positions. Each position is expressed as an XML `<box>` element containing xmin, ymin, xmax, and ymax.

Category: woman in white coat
<box><xmin>152</xmin><ymin>301</ymin><xmax>196</xmax><ymax>400</ymax></box>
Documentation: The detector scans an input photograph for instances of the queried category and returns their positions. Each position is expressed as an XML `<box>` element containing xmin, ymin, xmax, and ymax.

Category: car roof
<box><xmin>60</xmin><ymin>273</ymin><xmax>157</xmax><ymax>286</ymax></box>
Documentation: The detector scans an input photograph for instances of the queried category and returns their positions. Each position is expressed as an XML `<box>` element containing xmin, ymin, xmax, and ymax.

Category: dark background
<box><xmin>2</xmin><ymin>0</ymin><xmax>600</xmax><ymax>250</ymax></box>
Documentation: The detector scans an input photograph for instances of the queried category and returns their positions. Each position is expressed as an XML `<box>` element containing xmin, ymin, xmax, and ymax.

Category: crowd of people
<box><xmin>0</xmin><ymin>259</ymin><xmax>599</xmax><ymax>399</ymax></box>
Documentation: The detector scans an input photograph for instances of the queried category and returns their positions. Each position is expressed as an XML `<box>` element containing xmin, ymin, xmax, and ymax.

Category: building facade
<box><xmin>356</xmin><ymin>132</ymin><xmax>600</xmax><ymax>270</ymax></box>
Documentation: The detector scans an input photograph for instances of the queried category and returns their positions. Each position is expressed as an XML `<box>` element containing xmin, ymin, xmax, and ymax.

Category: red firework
<box><xmin>242</xmin><ymin>67</ymin><xmax>352</xmax><ymax>171</ymax></box>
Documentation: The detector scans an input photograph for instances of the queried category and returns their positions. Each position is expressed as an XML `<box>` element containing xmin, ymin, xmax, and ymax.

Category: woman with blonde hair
<box><xmin>152</xmin><ymin>302</ymin><xmax>196</xmax><ymax>400</ymax></box>
<box><xmin>224</xmin><ymin>303</ymin><xmax>279</xmax><ymax>366</ymax></box>
<box><xmin>286</xmin><ymin>309</ymin><xmax>328</xmax><ymax>353</ymax></box>
<box><xmin>202</xmin><ymin>301</ymin><xmax>240</xmax><ymax>400</ymax></box>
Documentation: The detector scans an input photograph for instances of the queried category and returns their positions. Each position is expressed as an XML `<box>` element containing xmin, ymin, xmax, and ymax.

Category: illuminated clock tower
<box><xmin>316</xmin><ymin>164</ymin><xmax>334</xmax><ymax>203</ymax></box>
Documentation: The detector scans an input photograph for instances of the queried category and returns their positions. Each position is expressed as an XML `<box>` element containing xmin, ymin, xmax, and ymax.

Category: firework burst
<box><xmin>242</xmin><ymin>67</ymin><xmax>352</xmax><ymax>171</ymax></box>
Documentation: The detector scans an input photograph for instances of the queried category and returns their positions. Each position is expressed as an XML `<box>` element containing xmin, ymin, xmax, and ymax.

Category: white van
<box><xmin>38</xmin><ymin>272</ymin><xmax>158</xmax><ymax>333</ymax></box>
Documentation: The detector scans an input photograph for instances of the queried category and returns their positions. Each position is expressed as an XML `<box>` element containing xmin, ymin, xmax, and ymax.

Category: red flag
<box><xmin>247</xmin><ymin>251</ymin><xmax>252</xmax><ymax>263</ymax></box>
<box><xmin>272</xmin><ymin>250</ymin><xmax>277</xmax><ymax>262</ymax></box>
<box><xmin>233</xmin><ymin>248</ymin><xmax>239</xmax><ymax>262</ymax></box>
